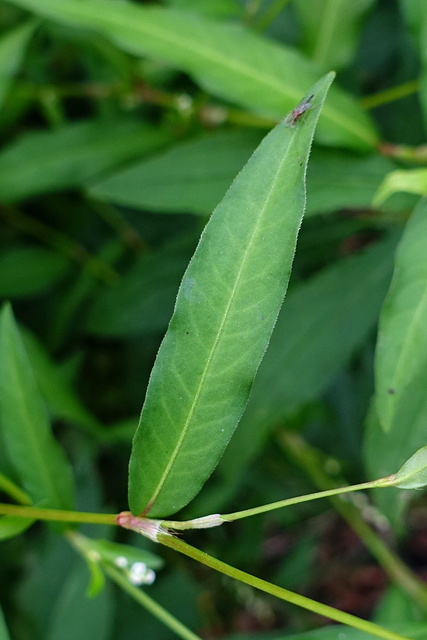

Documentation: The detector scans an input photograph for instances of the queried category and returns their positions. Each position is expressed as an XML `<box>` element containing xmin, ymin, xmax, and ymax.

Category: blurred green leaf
<box><xmin>21</xmin><ymin>328</ymin><xmax>104</xmax><ymax>437</ymax></box>
<box><xmin>90</xmin><ymin>130</ymin><xmax>263</xmax><ymax>215</ymax></box>
<box><xmin>0</xmin><ymin>246</ymin><xmax>70</xmax><ymax>298</ymax></box>
<box><xmin>49</xmin><ymin>238</ymin><xmax>124</xmax><ymax>349</ymax></box>
<box><xmin>115</xmin><ymin>570</ymin><xmax>203</xmax><ymax>640</ymax></box>
<box><xmin>373</xmin><ymin>168</ymin><xmax>427</xmax><ymax>206</ymax></box>
<box><xmin>102</xmin><ymin>417</ymin><xmax>137</xmax><ymax>443</ymax></box>
<box><xmin>83</xmin><ymin>553</ymin><xmax>106</xmax><ymax>599</ymax></box>
<box><xmin>399</xmin><ymin>0</ymin><xmax>427</xmax><ymax>130</ymax></box>
<box><xmin>88</xmin><ymin>538</ymin><xmax>164</xmax><ymax>570</ymax></box>
<box><xmin>222</xmin><ymin>234</ymin><xmax>396</xmax><ymax>479</ymax></box>
<box><xmin>0</xmin><ymin>118</ymin><xmax>169</xmax><ymax>202</ymax></box>
<box><xmin>91</xmin><ymin>132</ymin><xmax>395</xmax><ymax>217</ymax></box>
<box><xmin>393</xmin><ymin>445</ymin><xmax>427</xmax><ymax>489</ymax></box>
<box><xmin>165</xmin><ymin>0</ymin><xmax>243</xmax><ymax>18</ymax></box>
<box><xmin>128</xmin><ymin>73</ymin><xmax>335</xmax><ymax>518</ymax></box>
<box><xmin>0</xmin><ymin>20</ymin><xmax>35</xmax><ymax>109</ymax></box>
<box><xmin>294</xmin><ymin>0</ymin><xmax>375</xmax><ymax>70</ymax></box>
<box><xmin>374</xmin><ymin>584</ymin><xmax>422</xmax><ymax>627</ymax></box>
<box><xmin>47</xmin><ymin>560</ymin><xmax>114</xmax><ymax>640</ymax></box>
<box><xmin>0</xmin><ymin>606</ymin><xmax>11</xmax><ymax>640</ymax></box>
<box><xmin>6</xmin><ymin>0</ymin><xmax>377</xmax><ymax>150</ymax></box>
<box><xmin>86</xmin><ymin>233</ymin><xmax>197</xmax><ymax>337</ymax></box>
<box><xmin>307</xmin><ymin>149</ymin><xmax>397</xmax><ymax>216</ymax></box>
<box><xmin>0</xmin><ymin>515</ymin><xmax>34</xmax><ymax>541</ymax></box>
<box><xmin>0</xmin><ymin>471</ymin><xmax>31</xmax><ymax>504</ymax></box>
<box><xmin>375</xmin><ymin>198</ymin><xmax>427</xmax><ymax>431</ymax></box>
<box><xmin>0</xmin><ymin>304</ymin><xmax>75</xmax><ymax>509</ymax></box>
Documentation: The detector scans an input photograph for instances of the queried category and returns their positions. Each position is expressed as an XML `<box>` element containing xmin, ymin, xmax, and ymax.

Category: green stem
<box><xmin>158</xmin><ymin>535</ymin><xmax>412</xmax><ymax>640</ymax></box>
<box><xmin>221</xmin><ymin>477</ymin><xmax>393</xmax><ymax>522</ymax></box>
<box><xmin>0</xmin><ymin>503</ymin><xmax>118</xmax><ymax>526</ymax></box>
<box><xmin>280</xmin><ymin>431</ymin><xmax>427</xmax><ymax>610</ymax></box>
<box><xmin>161</xmin><ymin>476</ymin><xmax>393</xmax><ymax>531</ymax></box>
<box><xmin>361</xmin><ymin>79</ymin><xmax>419</xmax><ymax>110</ymax></box>
<box><xmin>0</xmin><ymin>474</ymin><xmax>32</xmax><ymax>506</ymax></box>
<box><xmin>103</xmin><ymin>563</ymin><xmax>202</xmax><ymax>640</ymax></box>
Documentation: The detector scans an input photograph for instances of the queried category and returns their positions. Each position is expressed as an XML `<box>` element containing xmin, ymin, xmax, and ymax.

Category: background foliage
<box><xmin>1</xmin><ymin>0</ymin><xmax>427</xmax><ymax>639</ymax></box>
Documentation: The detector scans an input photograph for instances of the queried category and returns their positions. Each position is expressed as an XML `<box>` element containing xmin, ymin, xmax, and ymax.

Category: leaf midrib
<box><xmin>145</xmin><ymin>131</ymin><xmax>298</xmax><ymax>511</ymax></box>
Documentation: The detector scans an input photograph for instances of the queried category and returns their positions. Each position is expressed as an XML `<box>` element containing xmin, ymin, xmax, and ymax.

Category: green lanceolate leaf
<box><xmin>127</xmin><ymin>72</ymin><xmax>335</xmax><ymax>517</ymax></box>
<box><xmin>393</xmin><ymin>445</ymin><xmax>427</xmax><ymax>489</ymax></box>
<box><xmin>375</xmin><ymin>197</ymin><xmax>427</xmax><ymax>431</ymax></box>
<box><xmin>5</xmin><ymin>0</ymin><xmax>376</xmax><ymax>151</ymax></box>
<box><xmin>0</xmin><ymin>118</ymin><xmax>168</xmax><ymax>203</ymax></box>
<box><xmin>0</xmin><ymin>304</ymin><xmax>75</xmax><ymax>509</ymax></box>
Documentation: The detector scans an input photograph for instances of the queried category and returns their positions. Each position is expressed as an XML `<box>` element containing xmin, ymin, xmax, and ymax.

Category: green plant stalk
<box><xmin>280</xmin><ymin>430</ymin><xmax>427</xmax><ymax>610</ymax></box>
<box><xmin>0</xmin><ymin>503</ymin><xmax>117</xmax><ymax>525</ymax></box>
<box><xmin>158</xmin><ymin>534</ymin><xmax>412</xmax><ymax>640</ymax></box>
<box><xmin>221</xmin><ymin>476</ymin><xmax>394</xmax><ymax>521</ymax></box>
<box><xmin>0</xmin><ymin>498</ymin><xmax>420</xmax><ymax>638</ymax></box>
<box><xmin>0</xmin><ymin>474</ymin><xmax>32</xmax><ymax>505</ymax></box>
<box><xmin>160</xmin><ymin>476</ymin><xmax>394</xmax><ymax>531</ymax></box>
<box><xmin>103</xmin><ymin>563</ymin><xmax>202</xmax><ymax>640</ymax></box>
<box><xmin>66</xmin><ymin>529</ymin><xmax>201</xmax><ymax>640</ymax></box>
<box><xmin>362</xmin><ymin>79</ymin><xmax>419</xmax><ymax>110</ymax></box>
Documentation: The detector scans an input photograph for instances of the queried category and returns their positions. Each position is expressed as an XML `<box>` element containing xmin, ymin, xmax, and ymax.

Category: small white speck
<box><xmin>129</xmin><ymin>562</ymin><xmax>156</xmax><ymax>586</ymax></box>
<box><xmin>114</xmin><ymin>556</ymin><xmax>128</xmax><ymax>568</ymax></box>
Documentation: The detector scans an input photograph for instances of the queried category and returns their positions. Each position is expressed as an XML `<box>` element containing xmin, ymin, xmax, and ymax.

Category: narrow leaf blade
<box><xmin>0</xmin><ymin>304</ymin><xmax>75</xmax><ymax>508</ymax></box>
<box><xmin>375</xmin><ymin>197</ymin><xmax>427</xmax><ymax>431</ymax></box>
<box><xmin>128</xmin><ymin>72</ymin><xmax>335</xmax><ymax>517</ymax></box>
<box><xmin>0</xmin><ymin>118</ymin><xmax>168</xmax><ymax>203</ymax></box>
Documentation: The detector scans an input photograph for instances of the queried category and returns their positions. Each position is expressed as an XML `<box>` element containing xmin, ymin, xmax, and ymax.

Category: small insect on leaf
<box><xmin>284</xmin><ymin>94</ymin><xmax>314</xmax><ymax>127</ymax></box>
